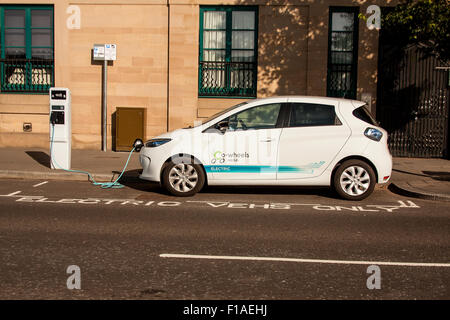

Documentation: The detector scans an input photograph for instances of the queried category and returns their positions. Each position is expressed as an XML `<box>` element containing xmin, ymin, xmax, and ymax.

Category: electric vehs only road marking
<box><xmin>0</xmin><ymin>190</ymin><xmax>421</xmax><ymax>213</ymax></box>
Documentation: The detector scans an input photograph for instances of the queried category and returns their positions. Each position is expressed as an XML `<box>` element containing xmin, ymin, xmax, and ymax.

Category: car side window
<box><xmin>227</xmin><ymin>103</ymin><xmax>282</xmax><ymax>131</ymax></box>
<box><xmin>288</xmin><ymin>103</ymin><xmax>342</xmax><ymax>127</ymax></box>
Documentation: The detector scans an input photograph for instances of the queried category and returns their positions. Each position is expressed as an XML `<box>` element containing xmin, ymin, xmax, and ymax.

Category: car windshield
<box><xmin>193</xmin><ymin>102</ymin><xmax>248</xmax><ymax>127</ymax></box>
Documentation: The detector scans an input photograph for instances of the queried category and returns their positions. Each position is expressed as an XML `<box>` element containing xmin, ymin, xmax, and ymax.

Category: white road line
<box><xmin>160</xmin><ymin>254</ymin><xmax>450</xmax><ymax>268</ymax></box>
<box><xmin>0</xmin><ymin>191</ymin><xmax>22</xmax><ymax>197</ymax></box>
<box><xmin>33</xmin><ymin>181</ymin><xmax>48</xmax><ymax>188</ymax></box>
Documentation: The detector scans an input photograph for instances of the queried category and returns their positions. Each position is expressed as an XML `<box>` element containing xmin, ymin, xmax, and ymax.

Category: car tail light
<box><xmin>364</xmin><ymin>127</ymin><xmax>383</xmax><ymax>141</ymax></box>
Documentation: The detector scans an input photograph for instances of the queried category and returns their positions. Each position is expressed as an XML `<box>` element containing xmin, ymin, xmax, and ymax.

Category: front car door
<box><xmin>277</xmin><ymin>100</ymin><xmax>351</xmax><ymax>180</ymax></box>
<box><xmin>205</xmin><ymin>102</ymin><xmax>286</xmax><ymax>181</ymax></box>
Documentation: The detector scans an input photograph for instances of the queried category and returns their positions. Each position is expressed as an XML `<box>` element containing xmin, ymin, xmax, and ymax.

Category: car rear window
<box><xmin>288</xmin><ymin>103</ymin><xmax>341</xmax><ymax>127</ymax></box>
<box><xmin>353</xmin><ymin>105</ymin><xmax>378</xmax><ymax>125</ymax></box>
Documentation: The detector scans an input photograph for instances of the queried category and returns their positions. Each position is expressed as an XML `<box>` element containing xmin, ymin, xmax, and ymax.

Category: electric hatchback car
<box><xmin>135</xmin><ymin>96</ymin><xmax>392</xmax><ymax>200</ymax></box>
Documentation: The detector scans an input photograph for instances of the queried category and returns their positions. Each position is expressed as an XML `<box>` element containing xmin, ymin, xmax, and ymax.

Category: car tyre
<box><xmin>162</xmin><ymin>157</ymin><xmax>205</xmax><ymax>197</ymax></box>
<box><xmin>333</xmin><ymin>160</ymin><xmax>376</xmax><ymax>201</ymax></box>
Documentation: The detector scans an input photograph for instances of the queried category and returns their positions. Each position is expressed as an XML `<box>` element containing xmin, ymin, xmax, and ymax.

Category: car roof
<box><xmin>198</xmin><ymin>95</ymin><xmax>367</xmax><ymax>130</ymax></box>
<box><xmin>249</xmin><ymin>96</ymin><xmax>366</xmax><ymax>109</ymax></box>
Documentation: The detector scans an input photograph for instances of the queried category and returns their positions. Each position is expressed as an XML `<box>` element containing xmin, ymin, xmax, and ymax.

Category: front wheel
<box><xmin>333</xmin><ymin>160</ymin><xmax>376</xmax><ymax>200</ymax></box>
<box><xmin>162</xmin><ymin>158</ymin><xmax>205</xmax><ymax>197</ymax></box>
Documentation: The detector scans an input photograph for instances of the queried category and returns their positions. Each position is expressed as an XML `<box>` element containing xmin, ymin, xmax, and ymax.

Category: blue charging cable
<box><xmin>50</xmin><ymin>124</ymin><xmax>136</xmax><ymax>189</ymax></box>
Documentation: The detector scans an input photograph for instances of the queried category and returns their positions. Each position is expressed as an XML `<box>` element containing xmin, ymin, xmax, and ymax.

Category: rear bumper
<box><xmin>375</xmin><ymin>154</ymin><xmax>392</xmax><ymax>184</ymax></box>
<box><xmin>363</xmin><ymin>142</ymin><xmax>392</xmax><ymax>184</ymax></box>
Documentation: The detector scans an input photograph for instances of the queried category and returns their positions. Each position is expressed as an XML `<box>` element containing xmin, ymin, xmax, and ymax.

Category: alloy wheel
<box><xmin>339</xmin><ymin>165</ymin><xmax>371</xmax><ymax>196</ymax></box>
<box><xmin>168</xmin><ymin>163</ymin><xmax>199</xmax><ymax>193</ymax></box>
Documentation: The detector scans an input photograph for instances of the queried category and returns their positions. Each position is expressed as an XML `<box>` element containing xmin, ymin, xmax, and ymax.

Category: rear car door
<box><xmin>277</xmin><ymin>101</ymin><xmax>351</xmax><ymax>179</ymax></box>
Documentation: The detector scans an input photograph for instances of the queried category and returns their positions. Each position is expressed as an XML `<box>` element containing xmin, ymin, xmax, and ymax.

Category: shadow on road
<box><xmin>25</xmin><ymin>151</ymin><xmax>50</xmax><ymax>168</ymax></box>
<box><xmin>392</xmin><ymin>168</ymin><xmax>428</xmax><ymax>177</ymax></box>
<box><xmin>393</xmin><ymin>168</ymin><xmax>450</xmax><ymax>181</ymax></box>
<box><xmin>422</xmin><ymin>171</ymin><xmax>450</xmax><ymax>181</ymax></box>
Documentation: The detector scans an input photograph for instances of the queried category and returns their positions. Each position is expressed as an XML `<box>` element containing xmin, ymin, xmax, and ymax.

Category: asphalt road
<box><xmin>0</xmin><ymin>178</ymin><xmax>449</xmax><ymax>300</ymax></box>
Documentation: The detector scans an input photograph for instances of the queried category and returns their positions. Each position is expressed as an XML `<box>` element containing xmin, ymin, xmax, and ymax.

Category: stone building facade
<box><xmin>0</xmin><ymin>0</ymin><xmax>397</xmax><ymax>149</ymax></box>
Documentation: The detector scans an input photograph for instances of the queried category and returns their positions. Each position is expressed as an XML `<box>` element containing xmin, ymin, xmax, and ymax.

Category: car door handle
<box><xmin>260</xmin><ymin>139</ymin><xmax>273</xmax><ymax>142</ymax></box>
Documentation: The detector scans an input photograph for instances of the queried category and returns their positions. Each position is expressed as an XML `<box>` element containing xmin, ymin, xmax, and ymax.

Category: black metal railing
<box><xmin>0</xmin><ymin>58</ymin><xmax>54</xmax><ymax>93</ymax></box>
<box><xmin>377</xmin><ymin>44</ymin><xmax>450</xmax><ymax>158</ymax></box>
<box><xmin>199</xmin><ymin>61</ymin><xmax>257</xmax><ymax>97</ymax></box>
<box><xmin>327</xmin><ymin>63</ymin><xmax>356</xmax><ymax>99</ymax></box>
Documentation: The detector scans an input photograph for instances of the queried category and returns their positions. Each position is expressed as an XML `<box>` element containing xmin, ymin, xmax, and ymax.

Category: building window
<box><xmin>327</xmin><ymin>7</ymin><xmax>358</xmax><ymax>99</ymax></box>
<box><xmin>0</xmin><ymin>5</ymin><xmax>54</xmax><ymax>94</ymax></box>
<box><xmin>199</xmin><ymin>6</ymin><xmax>258</xmax><ymax>98</ymax></box>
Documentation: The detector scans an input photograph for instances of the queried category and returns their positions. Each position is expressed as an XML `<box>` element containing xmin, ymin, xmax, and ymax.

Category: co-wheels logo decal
<box><xmin>205</xmin><ymin>161</ymin><xmax>326</xmax><ymax>174</ymax></box>
<box><xmin>211</xmin><ymin>151</ymin><xmax>225</xmax><ymax>164</ymax></box>
<box><xmin>211</xmin><ymin>150</ymin><xmax>249</xmax><ymax>164</ymax></box>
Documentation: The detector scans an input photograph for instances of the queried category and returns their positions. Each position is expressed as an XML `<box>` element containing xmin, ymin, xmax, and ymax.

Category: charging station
<box><xmin>49</xmin><ymin>87</ymin><xmax>71</xmax><ymax>170</ymax></box>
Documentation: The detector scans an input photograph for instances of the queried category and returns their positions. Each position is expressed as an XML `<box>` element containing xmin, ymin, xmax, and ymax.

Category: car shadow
<box><xmin>118</xmin><ymin>169</ymin><xmax>169</xmax><ymax>193</ymax></box>
<box><xmin>119</xmin><ymin>170</ymin><xmax>340</xmax><ymax>199</ymax></box>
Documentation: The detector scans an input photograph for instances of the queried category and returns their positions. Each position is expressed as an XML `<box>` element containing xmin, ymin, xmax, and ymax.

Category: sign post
<box><xmin>93</xmin><ymin>44</ymin><xmax>117</xmax><ymax>151</ymax></box>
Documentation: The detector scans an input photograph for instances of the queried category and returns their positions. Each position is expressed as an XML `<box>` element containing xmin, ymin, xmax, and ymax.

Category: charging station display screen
<box><xmin>52</xmin><ymin>105</ymin><xmax>65</xmax><ymax>111</ymax></box>
<box><xmin>51</xmin><ymin>90</ymin><xmax>67</xmax><ymax>100</ymax></box>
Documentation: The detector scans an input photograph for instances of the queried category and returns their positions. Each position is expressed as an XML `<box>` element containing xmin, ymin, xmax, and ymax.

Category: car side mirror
<box><xmin>133</xmin><ymin>138</ymin><xmax>144</xmax><ymax>152</ymax></box>
<box><xmin>217</xmin><ymin>120</ymin><xmax>229</xmax><ymax>134</ymax></box>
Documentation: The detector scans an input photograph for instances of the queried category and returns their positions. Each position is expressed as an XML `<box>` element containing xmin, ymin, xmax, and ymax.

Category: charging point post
<box><xmin>48</xmin><ymin>85</ymin><xmax>138</xmax><ymax>188</ymax></box>
<box><xmin>93</xmin><ymin>43</ymin><xmax>117</xmax><ymax>151</ymax></box>
<box><xmin>49</xmin><ymin>88</ymin><xmax>71</xmax><ymax>170</ymax></box>
<box><xmin>102</xmin><ymin>59</ymin><xmax>107</xmax><ymax>152</ymax></box>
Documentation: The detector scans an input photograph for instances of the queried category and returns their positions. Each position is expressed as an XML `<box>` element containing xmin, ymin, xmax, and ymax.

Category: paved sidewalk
<box><xmin>0</xmin><ymin>147</ymin><xmax>141</xmax><ymax>183</ymax></box>
<box><xmin>0</xmin><ymin>147</ymin><xmax>449</xmax><ymax>201</ymax></box>
<box><xmin>389</xmin><ymin>157</ymin><xmax>450</xmax><ymax>201</ymax></box>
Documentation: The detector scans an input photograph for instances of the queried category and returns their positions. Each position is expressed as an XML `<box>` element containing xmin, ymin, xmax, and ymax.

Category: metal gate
<box><xmin>377</xmin><ymin>41</ymin><xmax>449</xmax><ymax>158</ymax></box>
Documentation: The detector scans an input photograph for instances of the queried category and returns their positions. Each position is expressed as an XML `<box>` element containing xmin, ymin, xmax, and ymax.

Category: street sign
<box><xmin>105</xmin><ymin>44</ymin><xmax>117</xmax><ymax>61</ymax></box>
<box><xmin>93</xmin><ymin>44</ymin><xmax>116</xmax><ymax>61</ymax></box>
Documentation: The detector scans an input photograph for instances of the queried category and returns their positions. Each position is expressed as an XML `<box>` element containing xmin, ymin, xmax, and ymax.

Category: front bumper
<box><xmin>139</xmin><ymin>152</ymin><xmax>161</xmax><ymax>182</ymax></box>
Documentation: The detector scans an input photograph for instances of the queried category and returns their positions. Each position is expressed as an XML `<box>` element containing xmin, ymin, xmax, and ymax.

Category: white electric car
<box><xmin>135</xmin><ymin>96</ymin><xmax>392</xmax><ymax>200</ymax></box>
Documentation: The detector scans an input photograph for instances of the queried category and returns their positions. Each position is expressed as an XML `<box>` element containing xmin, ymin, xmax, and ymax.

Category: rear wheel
<box><xmin>162</xmin><ymin>157</ymin><xmax>205</xmax><ymax>197</ymax></box>
<box><xmin>333</xmin><ymin>160</ymin><xmax>376</xmax><ymax>200</ymax></box>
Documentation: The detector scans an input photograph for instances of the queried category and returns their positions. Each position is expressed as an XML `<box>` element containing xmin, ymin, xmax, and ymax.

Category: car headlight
<box><xmin>145</xmin><ymin>138</ymin><xmax>172</xmax><ymax>148</ymax></box>
<box><xmin>364</xmin><ymin>127</ymin><xmax>383</xmax><ymax>141</ymax></box>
